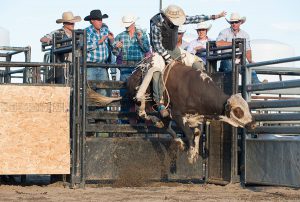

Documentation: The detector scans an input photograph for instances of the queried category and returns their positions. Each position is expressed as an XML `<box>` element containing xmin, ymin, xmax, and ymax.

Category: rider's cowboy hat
<box><xmin>162</xmin><ymin>5</ymin><xmax>186</xmax><ymax>26</ymax></box>
<box><xmin>121</xmin><ymin>14</ymin><xmax>139</xmax><ymax>27</ymax></box>
<box><xmin>84</xmin><ymin>9</ymin><xmax>108</xmax><ymax>21</ymax></box>
<box><xmin>56</xmin><ymin>11</ymin><xmax>81</xmax><ymax>24</ymax></box>
<box><xmin>226</xmin><ymin>12</ymin><xmax>246</xmax><ymax>24</ymax></box>
<box><xmin>195</xmin><ymin>22</ymin><xmax>212</xmax><ymax>31</ymax></box>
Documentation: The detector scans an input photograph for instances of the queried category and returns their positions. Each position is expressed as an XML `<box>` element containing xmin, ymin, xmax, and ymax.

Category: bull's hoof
<box><xmin>187</xmin><ymin>147</ymin><xmax>199</xmax><ymax>164</ymax></box>
<box><xmin>154</xmin><ymin>121</ymin><xmax>164</xmax><ymax>128</ymax></box>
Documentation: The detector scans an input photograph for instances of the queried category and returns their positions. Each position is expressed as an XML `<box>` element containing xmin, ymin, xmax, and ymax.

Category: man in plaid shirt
<box><xmin>136</xmin><ymin>5</ymin><xmax>226</xmax><ymax>118</ymax></box>
<box><xmin>85</xmin><ymin>9</ymin><xmax>115</xmax><ymax>96</ymax></box>
<box><xmin>113</xmin><ymin>14</ymin><xmax>150</xmax><ymax>83</ymax></box>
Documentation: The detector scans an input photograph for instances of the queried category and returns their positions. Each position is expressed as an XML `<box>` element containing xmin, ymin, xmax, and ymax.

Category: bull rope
<box><xmin>162</xmin><ymin>53</ymin><xmax>186</xmax><ymax>109</ymax></box>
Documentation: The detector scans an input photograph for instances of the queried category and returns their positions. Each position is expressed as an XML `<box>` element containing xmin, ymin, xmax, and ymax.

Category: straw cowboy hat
<box><xmin>178</xmin><ymin>25</ymin><xmax>186</xmax><ymax>33</ymax></box>
<box><xmin>195</xmin><ymin>22</ymin><xmax>212</xmax><ymax>31</ymax></box>
<box><xmin>56</xmin><ymin>11</ymin><xmax>81</xmax><ymax>24</ymax></box>
<box><xmin>226</xmin><ymin>12</ymin><xmax>246</xmax><ymax>24</ymax></box>
<box><xmin>162</xmin><ymin>5</ymin><xmax>186</xmax><ymax>26</ymax></box>
<box><xmin>84</xmin><ymin>9</ymin><xmax>108</xmax><ymax>21</ymax></box>
<box><xmin>121</xmin><ymin>14</ymin><xmax>139</xmax><ymax>27</ymax></box>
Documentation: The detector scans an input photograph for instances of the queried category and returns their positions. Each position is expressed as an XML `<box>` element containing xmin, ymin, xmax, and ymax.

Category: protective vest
<box><xmin>150</xmin><ymin>14</ymin><xmax>178</xmax><ymax>51</ymax></box>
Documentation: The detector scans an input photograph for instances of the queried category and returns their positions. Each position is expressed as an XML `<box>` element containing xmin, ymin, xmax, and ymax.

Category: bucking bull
<box><xmin>103</xmin><ymin>53</ymin><xmax>256</xmax><ymax>164</ymax></box>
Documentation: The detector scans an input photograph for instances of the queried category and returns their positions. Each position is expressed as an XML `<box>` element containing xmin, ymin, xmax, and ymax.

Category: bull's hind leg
<box><xmin>188</xmin><ymin>126</ymin><xmax>203</xmax><ymax>164</ymax></box>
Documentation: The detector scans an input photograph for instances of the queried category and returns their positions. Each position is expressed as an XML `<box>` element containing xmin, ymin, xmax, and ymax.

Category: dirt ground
<box><xmin>0</xmin><ymin>182</ymin><xmax>300</xmax><ymax>202</ymax></box>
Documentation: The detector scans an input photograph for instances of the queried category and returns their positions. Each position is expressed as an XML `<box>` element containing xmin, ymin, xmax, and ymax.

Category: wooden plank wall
<box><xmin>0</xmin><ymin>85</ymin><xmax>70</xmax><ymax>174</ymax></box>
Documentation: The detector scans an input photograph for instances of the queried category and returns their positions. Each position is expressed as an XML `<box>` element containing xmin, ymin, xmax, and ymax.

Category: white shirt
<box><xmin>187</xmin><ymin>37</ymin><xmax>211</xmax><ymax>54</ymax></box>
<box><xmin>217</xmin><ymin>27</ymin><xmax>251</xmax><ymax>51</ymax></box>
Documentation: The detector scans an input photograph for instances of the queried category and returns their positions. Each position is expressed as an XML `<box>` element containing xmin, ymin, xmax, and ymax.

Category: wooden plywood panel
<box><xmin>0</xmin><ymin>85</ymin><xmax>70</xmax><ymax>174</ymax></box>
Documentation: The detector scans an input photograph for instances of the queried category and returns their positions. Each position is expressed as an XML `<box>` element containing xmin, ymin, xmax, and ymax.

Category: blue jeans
<box><xmin>219</xmin><ymin>60</ymin><xmax>261</xmax><ymax>84</ymax></box>
<box><xmin>87</xmin><ymin>67</ymin><xmax>109</xmax><ymax>96</ymax></box>
<box><xmin>120</xmin><ymin>67</ymin><xmax>134</xmax><ymax>97</ymax></box>
<box><xmin>152</xmin><ymin>71</ymin><xmax>164</xmax><ymax>104</ymax></box>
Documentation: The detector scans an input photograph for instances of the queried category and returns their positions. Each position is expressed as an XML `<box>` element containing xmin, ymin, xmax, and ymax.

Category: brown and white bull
<box><xmin>127</xmin><ymin>55</ymin><xmax>255</xmax><ymax>163</ymax></box>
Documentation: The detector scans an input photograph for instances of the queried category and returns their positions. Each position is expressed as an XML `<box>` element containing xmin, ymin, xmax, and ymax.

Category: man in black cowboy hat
<box><xmin>85</xmin><ymin>9</ymin><xmax>115</xmax><ymax>96</ymax></box>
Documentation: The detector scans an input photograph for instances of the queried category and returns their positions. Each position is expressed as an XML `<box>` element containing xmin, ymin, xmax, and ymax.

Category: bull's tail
<box><xmin>87</xmin><ymin>87</ymin><xmax>122</xmax><ymax>107</ymax></box>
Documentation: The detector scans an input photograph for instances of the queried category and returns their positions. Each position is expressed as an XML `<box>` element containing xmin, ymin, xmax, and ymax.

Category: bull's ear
<box><xmin>233</xmin><ymin>107</ymin><xmax>244</xmax><ymax>119</ymax></box>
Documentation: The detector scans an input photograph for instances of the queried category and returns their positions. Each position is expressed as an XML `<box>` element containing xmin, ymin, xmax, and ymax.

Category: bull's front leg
<box><xmin>188</xmin><ymin>125</ymin><xmax>203</xmax><ymax>164</ymax></box>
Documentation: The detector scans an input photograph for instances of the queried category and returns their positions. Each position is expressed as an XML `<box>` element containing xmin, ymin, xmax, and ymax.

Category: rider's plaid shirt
<box><xmin>86</xmin><ymin>24</ymin><xmax>112</xmax><ymax>63</ymax></box>
<box><xmin>150</xmin><ymin>13</ymin><xmax>212</xmax><ymax>56</ymax></box>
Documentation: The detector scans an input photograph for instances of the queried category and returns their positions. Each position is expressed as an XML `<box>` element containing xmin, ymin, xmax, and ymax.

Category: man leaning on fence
<box><xmin>40</xmin><ymin>11</ymin><xmax>81</xmax><ymax>83</ymax></box>
<box><xmin>85</xmin><ymin>9</ymin><xmax>115</xmax><ymax>96</ymax></box>
<box><xmin>216</xmin><ymin>12</ymin><xmax>266</xmax><ymax>84</ymax></box>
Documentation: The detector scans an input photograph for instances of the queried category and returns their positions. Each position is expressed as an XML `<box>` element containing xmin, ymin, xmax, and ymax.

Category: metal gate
<box><xmin>242</xmin><ymin>55</ymin><xmax>300</xmax><ymax>187</ymax></box>
<box><xmin>65</xmin><ymin>30</ymin><xmax>209</xmax><ymax>188</ymax></box>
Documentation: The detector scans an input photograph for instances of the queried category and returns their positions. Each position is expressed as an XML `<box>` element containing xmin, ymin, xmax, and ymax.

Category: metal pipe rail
<box><xmin>41</xmin><ymin>33</ymin><xmax>81</xmax><ymax>51</ymax></box>
<box><xmin>86</xmin><ymin>62</ymin><xmax>135</xmax><ymax>68</ymax></box>
<box><xmin>249</xmin><ymin>99</ymin><xmax>300</xmax><ymax>109</ymax></box>
<box><xmin>248</xmin><ymin>126</ymin><xmax>300</xmax><ymax>134</ymax></box>
<box><xmin>253</xmin><ymin>113</ymin><xmax>300</xmax><ymax>122</ymax></box>
<box><xmin>246</xmin><ymin>79</ymin><xmax>300</xmax><ymax>92</ymax></box>
<box><xmin>255</xmin><ymin>71</ymin><xmax>300</xmax><ymax>76</ymax></box>
<box><xmin>247</xmin><ymin>56</ymin><xmax>300</xmax><ymax>68</ymax></box>
<box><xmin>0</xmin><ymin>46</ymin><xmax>31</xmax><ymax>52</ymax></box>
<box><xmin>0</xmin><ymin>61</ymin><xmax>66</xmax><ymax>67</ymax></box>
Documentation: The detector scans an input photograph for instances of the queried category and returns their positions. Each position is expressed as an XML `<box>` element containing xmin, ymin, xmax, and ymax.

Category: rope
<box><xmin>161</xmin><ymin>53</ymin><xmax>187</xmax><ymax>109</ymax></box>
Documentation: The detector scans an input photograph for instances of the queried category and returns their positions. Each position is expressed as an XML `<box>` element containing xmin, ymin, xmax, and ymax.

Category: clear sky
<box><xmin>0</xmin><ymin>0</ymin><xmax>299</xmax><ymax>63</ymax></box>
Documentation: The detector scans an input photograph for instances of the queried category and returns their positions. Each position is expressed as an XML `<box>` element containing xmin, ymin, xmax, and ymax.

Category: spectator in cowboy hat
<box><xmin>177</xmin><ymin>26</ymin><xmax>188</xmax><ymax>49</ymax></box>
<box><xmin>176</xmin><ymin>25</ymin><xmax>204</xmax><ymax>70</ymax></box>
<box><xmin>40</xmin><ymin>11</ymin><xmax>81</xmax><ymax>45</ymax></box>
<box><xmin>216</xmin><ymin>12</ymin><xmax>265</xmax><ymax>84</ymax></box>
<box><xmin>40</xmin><ymin>11</ymin><xmax>81</xmax><ymax>83</ymax></box>
<box><xmin>113</xmin><ymin>14</ymin><xmax>151</xmax><ymax>122</ymax></box>
<box><xmin>142</xmin><ymin>4</ymin><xmax>226</xmax><ymax>117</ymax></box>
<box><xmin>187</xmin><ymin>22</ymin><xmax>212</xmax><ymax>65</ymax></box>
<box><xmin>113</xmin><ymin>14</ymin><xmax>150</xmax><ymax>83</ymax></box>
<box><xmin>84</xmin><ymin>9</ymin><xmax>115</xmax><ymax>96</ymax></box>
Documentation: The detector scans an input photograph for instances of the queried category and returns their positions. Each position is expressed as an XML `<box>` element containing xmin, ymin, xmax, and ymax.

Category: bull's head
<box><xmin>219</xmin><ymin>94</ymin><xmax>256</xmax><ymax>129</ymax></box>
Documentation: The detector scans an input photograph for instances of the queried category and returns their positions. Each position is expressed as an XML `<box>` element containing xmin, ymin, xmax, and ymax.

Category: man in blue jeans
<box><xmin>216</xmin><ymin>12</ymin><xmax>264</xmax><ymax>84</ymax></box>
<box><xmin>85</xmin><ymin>9</ymin><xmax>115</xmax><ymax>95</ymax></box>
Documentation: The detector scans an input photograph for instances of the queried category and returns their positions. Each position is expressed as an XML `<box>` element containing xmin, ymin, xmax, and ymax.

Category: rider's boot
<box><xmin>157</xmin><ymin>104</ymin><xmax>169</xmax><ymax>118</ymax></box>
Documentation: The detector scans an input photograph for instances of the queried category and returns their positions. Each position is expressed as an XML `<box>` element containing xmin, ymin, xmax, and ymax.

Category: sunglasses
<box><xmin>230</xmin><ymin>21</ymin><xmax>240</xmax><ymax>24</ymax></box>
<box><xmin>64</xmin><ymin>22</ymin><xmax>75</xmax><ymax>25</ymax></box>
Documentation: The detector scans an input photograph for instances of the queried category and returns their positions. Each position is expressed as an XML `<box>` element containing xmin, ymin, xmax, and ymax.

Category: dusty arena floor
<box><xmin>0</xmin><ymin>182</ymin><xmax>300</xmax><ymax>201</ymax></box>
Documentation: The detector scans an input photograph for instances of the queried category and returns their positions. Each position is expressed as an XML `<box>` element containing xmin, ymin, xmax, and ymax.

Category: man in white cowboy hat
<box><xmin>216</xmin><ymin>12</ymin><xmax>263</xmax><ymax>84</ymax></box>
<box><xmin>113</xmin><ymin>14</ymin><xmax>151</xmax><ymax>121</ymax></box>
<box><xmin>84</xmin><ymin>9</ymin><xmax>115</xmax><ymax>96</ymax></box>
<box><xmin>40</xmin><ymin>11</ymin><xmax>81</xmax><ymax>45</ymax></box>
<box><xmin>40</xmin><ymin>11</ymin><xmax>81</xmax><ymax>83</ymax></box>
<box><xmin>176</xmin><ymin>26</ymin><xmax>204</xmax><ymax>70</ymax></box>
<box><xmin>177</xmin><ymin>26</ymin><xmax>188</xmax><ymax>49</ymax></box>
<box><xmin>136</xmin><ymin>4</ymin><xmax>226</xmax><ymax>118</ymax></box>
<box><xmin>187</xmin><ymin>22</ymin><xmax>212</xmax><ymax>65</ymax></box>
<box><xmin>113</xmin><ymin>14</ymin><xmax>150</xmax><ymax>83</ymax></box>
